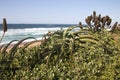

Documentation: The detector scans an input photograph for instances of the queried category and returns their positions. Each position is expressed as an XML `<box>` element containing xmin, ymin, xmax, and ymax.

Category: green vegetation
<box><xmin>0</xmin><ymin>11</ymin><xmax>120</xmax><ymax>80</ymax></box>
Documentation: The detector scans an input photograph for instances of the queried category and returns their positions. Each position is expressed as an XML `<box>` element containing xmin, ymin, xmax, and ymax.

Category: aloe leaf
<box><xmin>80</xmin><ymin>38</ymin><xmax>98</xmax><ymax>44</ymax></box>
<box><xmin>1</xmin><ymin>40</ymin><xmax>18</xmax><ymax>54</ymax></box>
<box><xmin>63</xmin><ymin>26</ymin><xmax>77</xmax><ymax>38</ymax></box>
<box><xmin>22</xmin><ymin>40</ymin><xmax>38</xmax><ymax>49</ymax></box>
<box><xmin>52</xmin><ymin>34</ymin><xmax>63</xmax><ymax>39</ymax></box>
<box><xmin>0</xmin><ymin>44</ymin><xmax>5</xmax><ymax>53</ymax></box>
<box><xmin>79</xmin><ymin>34</ymin><xmax>99</xmax><ymax>41</ymax></box>
<box><xmin>9</xmin><ymin>37</ymin><xmax>36</xmax><ymax>57</ymax></box>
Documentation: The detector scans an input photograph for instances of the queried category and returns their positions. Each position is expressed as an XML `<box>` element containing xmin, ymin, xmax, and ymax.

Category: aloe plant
<box><xmin>85</xmin><ymin>11</ymin><xmax>119</xmax><ymax>32</ymax></box>
<box><xmin>43</xmin><ymin>26</ymin><xmax>100</xmax><ymax>64</ymax></box>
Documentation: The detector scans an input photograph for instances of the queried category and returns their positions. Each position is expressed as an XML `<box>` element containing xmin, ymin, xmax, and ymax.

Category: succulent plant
<box><xmin>111</xmin><ymin>22</ymin><xmax>118</xmax><ymax>32</ymax></box>
<box><xmin>107</xmin><ymin>18</ymin><xmax>112</xmax><ymax>26</ymax></box>
<box><xmin>93</xmin><ymin>11</ymin><xmax>96</xmax><ymax>18</ymax></box>
<box><xmin>84</xmin><ymin>11</ymin><xmax>118</xmax><ymax>32</ymax></box>
<box><xmin>106</xmin><ymin>15</ymin><xmax>110</xmax><ymax>21</ymax></box>
<box><xmin>79</xmin><ymin>22</ymin><xmax>83</xmax><ymax>29</ymax></box>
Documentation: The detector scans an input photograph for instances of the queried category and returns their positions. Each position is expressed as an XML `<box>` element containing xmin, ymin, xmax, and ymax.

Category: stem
<box><xmin>0</xmin><ymin>32</ymin><xmax>5</xmax><ymax>43</ymax></box>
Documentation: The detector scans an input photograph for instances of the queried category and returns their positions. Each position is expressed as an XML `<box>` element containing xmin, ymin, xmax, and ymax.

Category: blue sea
<box><xmin>0</xmin><ymin>24</ymin><xmax>76</xmax><ymax>45</ymax></box>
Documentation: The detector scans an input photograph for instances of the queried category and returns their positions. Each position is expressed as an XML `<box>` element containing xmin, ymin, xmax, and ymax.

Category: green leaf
<box><xmin>1</xmin><ymin>40</ymin><xmax>18</xmax><ymax>54</ymax></box>
<box><xmin>9</xmin><ymin>37</ymin><xmax>36</xmax><ymax>57</ymax></box>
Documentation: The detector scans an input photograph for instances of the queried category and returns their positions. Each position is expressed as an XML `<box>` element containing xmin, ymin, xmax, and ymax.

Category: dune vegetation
<box><xmin>0</xmin><ymin>11</ymin><xmax>120</xmax><ymax>80</ymax></box>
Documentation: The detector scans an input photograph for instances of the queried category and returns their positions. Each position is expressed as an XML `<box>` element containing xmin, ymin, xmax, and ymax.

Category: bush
<box><xmin>0</xmin><ymin>26</ymin><xmax>120</xmax><ymax>80</ymax></box>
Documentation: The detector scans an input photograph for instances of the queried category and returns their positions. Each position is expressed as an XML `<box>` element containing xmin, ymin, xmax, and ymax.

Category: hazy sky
<box><xmin>0</xmin><ymin>0</ymin><xmax>120</xmax><ymax>24</ymax></box>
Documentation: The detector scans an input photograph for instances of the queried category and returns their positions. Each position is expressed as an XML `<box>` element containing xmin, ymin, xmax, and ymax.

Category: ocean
<box><xmin>0</xmin><ymin>24</ymin><xmax>76</xmax><ymax>45</ymax></box>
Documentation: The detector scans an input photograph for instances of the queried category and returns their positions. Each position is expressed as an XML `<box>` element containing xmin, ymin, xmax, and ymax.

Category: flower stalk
<box><xmin>0</xmin><ymin>18</ymin><xmax>7</xmax><ymax>43</ymax></box>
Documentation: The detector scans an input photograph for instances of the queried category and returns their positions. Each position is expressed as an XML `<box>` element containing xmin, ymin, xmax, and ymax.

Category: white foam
<box><xmin>0</xmin><ymin>27</ymin><xmax>67</xmax><ymax>44</ymax></box>
<box><xmin>4</xmin><ymin>27</ymin><xmax>64</xmax><ymax>36</ymax></box>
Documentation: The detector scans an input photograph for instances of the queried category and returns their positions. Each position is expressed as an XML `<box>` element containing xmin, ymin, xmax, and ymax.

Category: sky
<box><xmin>0</xmin><ymin>0</ymin><xmax>120</xmax><ymax>24</ymax></box>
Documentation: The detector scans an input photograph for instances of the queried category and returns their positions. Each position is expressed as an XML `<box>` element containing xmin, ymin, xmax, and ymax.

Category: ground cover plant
<box><xmin>0</xmin><ymin>11</ymin><xmax>120</xmax><ymax>80</ymax></box>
